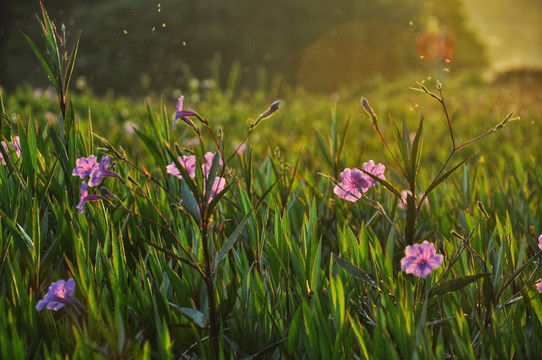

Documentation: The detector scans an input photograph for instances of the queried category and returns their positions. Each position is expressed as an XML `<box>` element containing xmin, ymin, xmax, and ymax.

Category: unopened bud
<box><xmin>361</xmin><ymin>97</ymin><xmax>378</xmax><ymax>127</ymax></box>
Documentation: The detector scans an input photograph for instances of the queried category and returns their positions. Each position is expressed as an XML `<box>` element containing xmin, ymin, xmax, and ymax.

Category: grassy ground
<box><xmin>1</xmin><ymin>67</ymin><xmax>542</xmax><ymax>358</ymax></box>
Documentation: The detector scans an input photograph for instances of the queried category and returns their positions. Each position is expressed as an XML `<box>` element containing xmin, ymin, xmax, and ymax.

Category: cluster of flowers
<box><xmin>333</xmin><ymin>160</ymin><xmax>386</xmax><ymax>202</ymax></box>
<box><xmin>0</xmin><ymin>136</ymin><xmax>21</xmax><ymax>165</ymax></box>
<box><xmin>72</xmin><ymin>155</ymin><xmax>119</xmax><ymax>214</ymax></box>
<box><xmin>166</xmin><ymin>152</ymin><xmax>225</xmax><ymax>203</ymax></box>
<box><xmin>335</xmin><ymin>161</ymin><xmax>444</xmax><ymax>278</ymax></box>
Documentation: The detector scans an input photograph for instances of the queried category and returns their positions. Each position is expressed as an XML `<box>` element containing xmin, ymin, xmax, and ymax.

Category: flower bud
<box><xmin>361</xmin><ymin>97</ymin><xmax>378</xmax><ymax>127</ymax></box>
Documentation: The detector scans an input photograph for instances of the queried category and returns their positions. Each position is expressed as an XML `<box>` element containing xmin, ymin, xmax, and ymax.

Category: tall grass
<box><xmin>1</xmin><ymin>3</ymin><xmax>542</xmax><ymax>359</ymax></box>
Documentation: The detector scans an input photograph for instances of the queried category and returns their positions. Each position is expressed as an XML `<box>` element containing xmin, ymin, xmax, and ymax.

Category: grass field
<box><xmin>1</xmin><ymin>5</ymin><xmax>542</xmax><ymax>359</ymax></box>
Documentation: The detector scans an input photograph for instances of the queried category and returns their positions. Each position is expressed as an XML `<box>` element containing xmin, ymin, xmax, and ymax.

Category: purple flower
<box><xmin>0</xmin><ymin>137</ymin><xmax>22</xmax><ymax>165</ymax></box>
<box><xmin>72</xmin><ymin>155</ymin><xmax>99</xmax><ymax>179</ymax></box>
<box><xmin>538</xmin><ymin>234</ymin><xmax>542</xmax><ymax>251</ymax></box>
<box><xmin>11</xmin><ymin>136</ymin><xmax>21</xmax><ymax>159</ymax></box>
<box><xmin>76</xmin><ymin>182</ymin><xmax>104</xmax><ymax>214</ymax></box>
<box><xmin>401</xmin><ymin>241</ymin><xmax>444</xmax><ymax>277</ymax></box>
<box><xmin>36</xmin><ymin>278</ymin><xmax>77</xmax><ymax>311</ymax></box>
<box><xmin>88</xmin><ymin>155</ymin><xmax>119</xmax><ymax>187</ymax></box>
<box><xmin>333</xmin><ymin>168</ymin><xmax>373</xmax><ymax>202</ymax></box>
<box><xmin>173</xmin><ymin>95</ymin><xmax>198</xmax><ymax>129</ymax></box>
<box><xmin>361</xmin><ymin>160</ymin><xmax>386</xmax><ymax>186</ymax></box>
<box><xmin>537</xmin><ymin>279</ymin><xmax>542</xmax><ymax>294</ymax></box>
<box><xmin>205</xmin><ymin>176</ymin><xmax>226</xmax><ymax>203</ymax></box>
<box><xmin>166</xmin><ymin>155</ymin><xmax>197</xmax><ymax>179</ymax></box>
<box><xmin>0</xmin><ymin>141</ymin><xmax>9</xmax><ymax>165</ymax></box>
<box><xmin>202</xmin><ymin>152</ymin><xmax>223</xmax><ymax>177</ymax></box>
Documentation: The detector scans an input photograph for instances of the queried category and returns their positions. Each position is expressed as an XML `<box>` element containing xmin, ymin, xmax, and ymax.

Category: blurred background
<box><xmin>0</xmin><ymin>0</ymin><xmax>540</xmax><ymax>96</ymax></box>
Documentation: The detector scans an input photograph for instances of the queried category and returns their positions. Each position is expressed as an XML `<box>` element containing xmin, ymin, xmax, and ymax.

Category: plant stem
<box><xmin>201</xmin><ymin>220</ymin><xmax>220</xmax><ymax>357</ymax></box>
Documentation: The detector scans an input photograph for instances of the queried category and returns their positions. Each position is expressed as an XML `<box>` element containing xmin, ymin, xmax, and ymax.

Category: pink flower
<box><xmin>538</xmin><ymin>234</ymin><xmax>542</xmax><ymax>251</ymax></box>
<box><xmin>12</xmin><ymin>137</ymin><xmax>20</xmax><ymax>158</ymax></box>
<box><xmin>0</xmin><ymin>137</ymin><xmax>22</xmax><ymax>165</ymax></box>
<box><xmin>205</xmin><ymin>176</ymin><xmax>226</xmax><ymax>203</ymax></box>
<box><xmin>166</xmin><ymin>155</ymin><xmax>197</xmax><ymax>179</ymax></box>
<box><xmin>76</xmin><ymin>182</ymin><xmax>103</xmax><ymax>215</ymax></box>
<box><xmin>202</xmin><ymin>152</ymin><xmax>223</xmax><ymax>177</ymax></box>
<box><xmin>173</xmin><ymin>95</ymin><xmax>197</xmax><ymax>129</ymax></box>
<box><xmin>88</xmin><ymin>155</ymin><xmax>119</xmax><ymax>187</ymax></box>
<box><xmin>401</xmin><ymin>241</ymin><xmax>444</xmax><ymax>277</ymax></box>
<box><xmin>334</xmin><ymin>168</ymin><xmax>373</xmax><ymax>202</ymax></box>
<box><xmin>362</xmin><ymin>160</ymin><xmax>386</xmax><ymax>186</ymax></box>
<box><xmin>537</xmin><ymin>279</ymin><xmax>542</xmax><ymax>294</ymax></box>
<box><xmin>0</xmin><ymin>141</ymin><xmax>9</xmax><ymax>165</ymax></box>
<box><xmin>72</xmin><ymin>155</ymin><xmax>99</xmax><ymax>179</ymax></box>
<box><xmin>36</xmin><ymin>278</ymin><xmax>77</xmax><ymax>311</ymax></box>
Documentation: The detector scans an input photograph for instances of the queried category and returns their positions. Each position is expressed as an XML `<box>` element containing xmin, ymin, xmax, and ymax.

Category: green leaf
<box><xmin>181</xmin><ymin>179</ymin><xmax>200</xmax><ymax>223</ymax></box>
<box><xmin>212</xmin><ymin>211</ymin><xmax>251</xmax><ymax>273</ymax></box>
<box><xmin>287</xmin><ymin>306</ymin><xmax>303</xmax><ymax>353</ymax></box>
<box><xmin>332</xmin><ymin>253</ymin><xmax>379</xmax><ymax>289</ymax></box>
<box><xmin>64</xmin><ymin>32</ymin><xmax>81</xmax><ymax>94</ymax></box>
<box><xmin>314</xmin><ymin>129</ymin><xmax>333</xmax><ymax>168</ymax></box>
<box><xmin>22</xmin><ymin>33</ymin><xmax>60</xmax><ymax>95</ymax></box>
<box><xmin>391</xmin><ymin>120</ymin><xmax>408</xmax><ymax>169</ymax></box>
<box><xmin>134</xmin><ymin>127</ymin><xmax>165</xmax><ymax>170</ymax></box>
<box><xmin>409</xmin><ymin>114</ymin><xmax>424</xmax><ymax>184</ymax></box>
<box><xmin>360</xmin><ymin>168</ymin><xmax>403</xmax><ymax>200</ymax></box>
<box><xmin>428</xmin><ymin>273</ymin><xmax>490</xmax><ymax>297</ymax></box>
<box><xmin>424</xmin><ymin>157</ymin><xmax>471</xmax><ymax>198</ymax></box>
<box><xmin>170</xmin><ymin>304</ymin><xmax>207</xmax><ymax>328</ymax></box>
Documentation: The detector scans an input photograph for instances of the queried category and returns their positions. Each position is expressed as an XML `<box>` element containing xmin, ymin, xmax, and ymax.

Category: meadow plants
<box><xmin>2</xmin><ymin>3</ymin><xmax>542</xmax><ymax>359</ymax></box>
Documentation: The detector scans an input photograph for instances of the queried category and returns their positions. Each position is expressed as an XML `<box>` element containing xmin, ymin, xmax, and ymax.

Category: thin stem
<box><xmin>374</xmin><ymin>118</ymin><xmax>408</xmax><ymax>179</ymax></box>
<box><xmin>438</xmin><ymin>89</ymin><xmax>455</xmax><ymax>149</ymax></box>
<box><xmin>200</xmin><ymin>222</ymin><xmax>220</xmax><ymax>357</ymax></box>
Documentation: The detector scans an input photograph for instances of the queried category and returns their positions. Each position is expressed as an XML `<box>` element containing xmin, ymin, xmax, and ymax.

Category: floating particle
<box><xmin>427</xmin><ymin>76</ymin><xmax>431</xmax><ymax>80</ymax></box>
<box><xmin>419</xmin><ymin>55</ymin><xmax>424</xmax><ymax>59</ymax></box>
<box><xmin>444</xmin><ymin>68</ymin><xmax>450</xmax><ymax>72</ymax></box>
<box><xmin>152</xmin><ymin>26</ymin><xmax>156</xmax><ymax>31</ymax></box>
<box><xmin>162</xmin><ymin>23</ymin><xmax>166</xmax><ymax>28</ymax></box>
<box><xmin>445</xmin><ymin>58</ymin><xmax>451</xmax><ymax>63</ymax></box>
<box><xmin>182</xmin><ymin>41</ymin><xmax>187</xmax><ymax>46</ymax></box>
<box><xmin>409</xmin><ymin>21</ymin><xmax>413</xmax><ymax>26</ymax></box>
<box><xmin>123</xmin><ymin>29</ymin><xmax>127</xmax><ymax>34</ymax></box>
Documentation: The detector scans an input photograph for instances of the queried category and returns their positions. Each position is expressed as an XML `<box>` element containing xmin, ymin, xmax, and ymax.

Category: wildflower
<box><xmin>76</xmin><ymin>182</ymin><xmax>103</xmax><ymax>215</ymax></box>
<box><xmin>173</xmin><ymin>95</ymin><xmax>198</xmax><ymax>129</ymax></box>
<box><xmin>0</xmin><ymin>141</ymin><xmax>9</xmax><ymax>165</ymax></box>
<box><xmin>362</xmin><ymin>160</ymin><xmax>386</xmax><ymax>186</ymax></box>
<box><xmin>205</xmin><ymin>176</ymin><xmax>226</xmax><ymax>203</ymax></box>
<box><xmin>72</xmin><ymin>155</ymin><xmax>98</xmax><ymax>179</ymax></box>
<box><xmin>401</xmin><ymin>241</ymin><xmax>444</xmax><ymax>277</ymax></box>
<box><xmin>88</xmin><ymin>155</ymin><xmax>119</xmax><ymax>187</ymax></box>
<box><xmin>11</xmin><ymin>136</ymin><xmax>21</xmax><ymax>159</ymax></box>
<box><xmin>334</xmin><ymin>168</ymin><xmax>373</xmax><ymax>202</ymax></box>
<box><xmin>166</xmin><ymin>155</ymin><xmax>197</xmax><ymax>179</ymax></box>
<box><xmin>202</xmin><ymin>152</ymin><xmax>223</xmax><ymax>177</ymax></box>
<box><xmin>537</xmin><ymin>279</ymin><xmax>542</xmax><ymax>294</ymax></box>
<box><xmin>538</xmin><ymin>234</ymin><xmax>542</xmax><ymax>251</ymax></box>
<box><xmin>36</xmin><ymin>278</ymin><xmax>77</xmax><ymax>311</ymax></box>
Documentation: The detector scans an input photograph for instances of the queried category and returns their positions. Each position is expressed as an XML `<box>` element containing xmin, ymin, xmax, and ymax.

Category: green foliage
<box><xmin>0</xmin><ymin>4</ymin><xmax>542</xmax><ymax>358</ymax></box>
